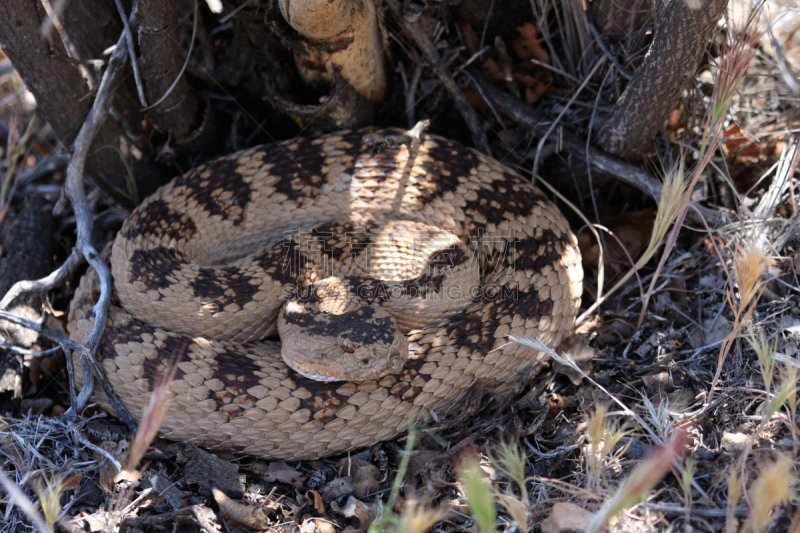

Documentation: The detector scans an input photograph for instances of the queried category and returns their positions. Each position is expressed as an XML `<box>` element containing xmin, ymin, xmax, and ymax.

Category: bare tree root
<box><xmin>279</xmin><ymin>0</ymin><xmax>386</xmax><ymax>103</ymax></box>
<box><xmin>0</xmin><ymin>32</ymin><xmax>137</xmax><ymax>432</ymax></box>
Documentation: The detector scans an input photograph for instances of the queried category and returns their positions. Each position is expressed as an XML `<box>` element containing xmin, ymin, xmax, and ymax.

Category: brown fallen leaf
<box><xmin>513</xmin><ymin>22</ymin><xmax>550</xmax><ymax>63</ymax></box>
<box><xmin>263</xmin><ymin>460</ymin><xmax>304</xmax><ymax>486</ymax></box>
<box><xmin>300</xmin><ymin>517</ymin><xmax>338</xmax><ymax>533</ymax></box>
<box><xmin>307</xmin><ymin>489</ymin><xmax>325</xmax><ymax>514</ymax></box>
<box><xmin>95</xmin><ymin>440</ymin><xmax>129</xmax><ymax>495</ymax></box>
<box><xmin>457</xmin><ymin>20</ymin><xmax>481</xmax><ymax>54</ymax></box>
<box><xmin>724</xmin><ymin>123</ymin><xmax>761</xmax><ymax>157</ymax></box>
<box><xmin>321</xmin><ymin>476</ymin><xmax>356</xmax><ymax>502</ymax></box>
<box><xmin>62</xmin><ymin>473</ymin><xmax>83</xmax><ymax>492</ymax></box>
<box><xmin>212</xmin><ymin>487</ymin><xmax>270</xmax><ymax>530</ymax></box>
<box><xmin>337</xmin><ymin>457</ymin><xmax>381</xmax><ymax>498</ymax></box>
<box><xmin>578</xmin><ymin>209</ymin><xmax>656</xmax><ymax>278</ymax></box>
<box><xmin>331</xmin><ymin>496</ymin><xmax>378</xmax><ymax>533</ymax></box>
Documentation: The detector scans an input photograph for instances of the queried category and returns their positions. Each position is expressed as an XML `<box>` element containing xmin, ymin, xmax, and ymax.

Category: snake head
<box><xmin>278</xmin><ymin>300</ymin><xmax>408</xmax><ymax>382</ymax></box>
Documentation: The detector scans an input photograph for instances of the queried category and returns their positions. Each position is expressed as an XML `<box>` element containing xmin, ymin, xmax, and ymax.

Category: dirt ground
<box><xmin>0</xmin><ymin>1</ymin><xmax>799</xmax><ymax>532</ymax></box>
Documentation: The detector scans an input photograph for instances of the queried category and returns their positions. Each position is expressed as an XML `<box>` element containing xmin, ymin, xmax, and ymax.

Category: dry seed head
<box><xmin>763</xmin><ymin>376</ymin><xmax>795</xmax><ymax>424</ymax></box>
<box><xmin>646</xmin><ymin>158</ymin><xmax>689</xmax><ymax>262</ymax></box>
<box><xmin>749</xmin><ymin>456</ymin><xmax>794</xmax><ymax>533</ymax></box>
<box><xmin>586</xmin><ymin>403</ymin><xmax>608</xmax><ymax>448</ymax></box>
<box><xmin>680</xmin><ymin>455</ymin><xmax>696</xmax><ymax>500</ymax></box>
<box><xmin>747</xmin><ymin>329</ymin><xmax>776</xmax><ymax>393</ymax></box>
<box><xmin>457</xmin><ymin>453</ymin><xmax>496</xmax><ymax>533</ymax></box>
<box><xmin>495</xmin><ymin>492</ymin><xmax>528</xmax><ymax>532</ymax></box>
<box><xmin>491</xmin><ymin>441</ymin><xmax>528</xmax><ymax>490</ymax></box>
<box><xmin>712</xmin><ymin>29</ymin><xmax>759</xmax><ymax>124</ymax></box>
<box><xmin>727</xmin><ymin>469</ymin><xmax>743</xmax><ymax>513</ymax></box>
<box><xmin>589</xmin><ymin>430</ymin><xmax>687</xmax><ymax>533</ymax></box>
<box><xmin>37</xmin><ymin>475</ymin><xmax>63</xmax><ymax>530</ymax></box>
<box><xmin>586</xmin><ymin>404</ymin><xmax>627</xmax><ymax>460</ymax></box>
<box><xmin>127</xmin><ymin>362</ymin><xmax>177</xmax><ymax>471</ymax></box>
<box><xmin>779</xmin><ymin>358</ymin><xmax>798</xmax><ymax>414</ymax></box>
<box><xmin>397</xmin><ymin>499</ymin><xmax>449</xmax><ymax>533</ymax></box>
<box><xmin>731</xmin><ymin>241</ymin><xmax>769</xmax><ymax>317</ymax></box>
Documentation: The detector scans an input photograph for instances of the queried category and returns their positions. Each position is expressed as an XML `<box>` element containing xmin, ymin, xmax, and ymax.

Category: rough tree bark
<box><xmin>137</xmin><ymin>0</ymin><xmax>205</xmax><ymax>146</ymax></box>
<box><xmin>60</xmin><ymin>0</ymin><xmax>147</xmax><ymax>139</ymax></box>
<box><xmin>0</xmin><ymin>0</ymin><xmax>163</xmax><ymax>208</ymax></box>
<box><xmin>0</xmin><ymin>197</ymin><xmax>55</xmax><ymax>348</ymax></box>
<box><xmin>595</xmin><ymin>0</ymin><xmax>728</xmax><ymax>159</ymax></box>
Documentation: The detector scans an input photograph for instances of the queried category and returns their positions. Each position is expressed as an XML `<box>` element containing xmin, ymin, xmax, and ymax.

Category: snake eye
<box><xmin>340</xmin><ymin>338</ymin><xmax>357</xmax><ymax>353</ymax></box>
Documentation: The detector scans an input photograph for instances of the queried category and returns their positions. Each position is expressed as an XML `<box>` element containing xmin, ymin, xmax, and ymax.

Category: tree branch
<box><xmin>0</xmin><ymin>32</ymin><xmax>138</xmax><ymax>432</ymax></box>
<box><xmin>467</xmin><ymin>68</ymin><xmax>727</xmax><ymax>227</ymax></box>
<box><xmin>595</xmin><ymin>0</ymin><xmax>728</xmax><ymax>158</ymax></box>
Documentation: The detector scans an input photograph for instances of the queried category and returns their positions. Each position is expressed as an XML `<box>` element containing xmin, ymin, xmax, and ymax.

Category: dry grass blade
<box><xmin>125</xmin><ymin>361</ymin><xmax>178</xmax><ymax>473</ymax></box>
<box><xmin>0</xmin><ymin>470</ymin><xmax>52</xmax><ymax>533</ymax></box>
<box><xmin>709</xmin><ymin>240</ymin><xmax>770</xmax><ymax>402</ymax></box>
<box><xmin>577</xmin><ymin>156</ymin><xmax>689</xmax><ymax>324</ymax></box>
<box><xmin>638</xmin><ymin>20</ymin><xmax>759</xmax><ymax>327</ymax></box>
<box><xmin>588</xmin><ymin>430</ymin><xmax>688</xmax><ymax>533</ymax></box>
<box><xmin>748</xmin><ymin>456</ymin><xmax>795</xmax><ymax>533</ymax></box>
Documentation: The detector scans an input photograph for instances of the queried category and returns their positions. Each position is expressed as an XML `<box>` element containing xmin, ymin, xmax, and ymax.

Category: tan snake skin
<box><xmin>68</xmin><ymin>129</ymin><xmax>583</xmax><ymax>460</ymax></box>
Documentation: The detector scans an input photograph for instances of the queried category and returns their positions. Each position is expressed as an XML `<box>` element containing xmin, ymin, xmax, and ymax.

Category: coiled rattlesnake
<box><xmin>68</xmin><ymin>128</ymin><xmax>583</xmax><ymax>460</ymax></box>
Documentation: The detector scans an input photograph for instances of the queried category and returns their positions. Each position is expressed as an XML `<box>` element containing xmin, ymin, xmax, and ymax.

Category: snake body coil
<box><xmin>68</xmin><ymin>129</ymin><xmax>583</xmax><ymax>460</ymax></box>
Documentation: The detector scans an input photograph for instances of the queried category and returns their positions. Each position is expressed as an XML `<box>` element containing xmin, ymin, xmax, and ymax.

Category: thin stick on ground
<box><xmin>0</xmin><ymin>31</ymin><xmax>137</xmax><ymax>431</ymax></box>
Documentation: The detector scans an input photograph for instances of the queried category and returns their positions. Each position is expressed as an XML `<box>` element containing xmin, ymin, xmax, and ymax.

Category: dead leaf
<box><xmin>642</xmin><ymin>372</ymin><xmax>674</xmax><ymax>396</ymax></box>
<box><xmin>337</xmin><ymin>458</ymin><xmax>380</xmax><ymax>498</ymax></box>
<box><xmin>321</xmin><ymin>476</ymin><xmax>355</xmax><ymax>502</ymax></box>
<box><xmin>62</xmin><ymin>473</ymin><xmax>83</xmax><ymax>491</ymax></box>
<box><xmin>183</xmin><ymin>446</ymin><xmax>243</xmax><ymax>498</ymax></box>
<box><xmin>703</xmin><ymin>316</ymin><xmax>732</xmax><ymax>346</ymax></box>
<box><xmin>513</xmin><ymin>22</ymin><xmax>550</xmax><ymax>63</ymax></box>
<box><xmin>465</xmin><ymin>87</ymin><xmax>490</xmax><ymax>111</ymax></box>
<box><xmin>72</xmin><ymin>510</ymin><xmax>110</xmax><ymax>533</ymax></box>
<box><xmin>724</xmin><ymin>123</ymin><xmax>761</xmax><ymax>157</ymax></box>
<box><xmin>213</xmin><ymin>487</ymin><xmax>270</xmax><ymax>529</ymax></box>
<box><xmin>95</xmin><ymin>440</ymin><xmax>129</xmax><ymax>495</ymax></box>
<box><xmin>722</xmin><ymin>431</ymin><xmax>749</xmax><ymax>453</ymax></box>
<box><xmin>331</xmin><ymin>496</ymin><xmax>378</xmax><ymax>533</ymax></box>
<box><xmin>555</xmin><ymin>334</ymin><xmax>594</xmax><ymax>385</ymax></box>
<box><xmin>113</xmin><ymin>468</ymin><xmax>142</xmax><ymax>485</ymax></box>
<box><xmin>307</xmin><ymin>489</ymin><xmax>325</xmax><ymax>513</ymax></box>
<box><xmin>546</xmin><ymin>393</ymin><xmax>567</xmax><ymax>416</ymax></box>
<box><xmin>263</xmin><ymin>460</ymin><xmax>304</xmax><ymax>486</ymax></box>
<box><xmin>300</xmin><ymin>517</ymin><xmax>338</xmax><ymax>533</ymax></box>
<box><xmin>579</xmin><ymin>210</ymin><xmax>656</xmax><ymax>278</ymax></box>
<box><xmin>457</xmin><ymin>20</ymin><xmax>481</xmax><ymax>54</ymax></box>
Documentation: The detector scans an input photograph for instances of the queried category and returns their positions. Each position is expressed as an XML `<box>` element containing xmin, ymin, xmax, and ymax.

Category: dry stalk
<box><xmin>637</xmin><ymin>25</ymin><xmax>759</xmax><ymax>328</ymax></box>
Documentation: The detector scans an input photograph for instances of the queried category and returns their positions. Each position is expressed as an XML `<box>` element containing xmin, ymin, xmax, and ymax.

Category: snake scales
<box><xmin>68</xmin><ymin>128</ymin><xmax>583</xmax><ymax>460</ymax></box>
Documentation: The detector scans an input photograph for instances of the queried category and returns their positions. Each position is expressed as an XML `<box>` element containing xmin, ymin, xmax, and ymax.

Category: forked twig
<box><xmin>0</xmin><ymin>31</ymin><xmax>137</xmax><ymax>431</ymax></box>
